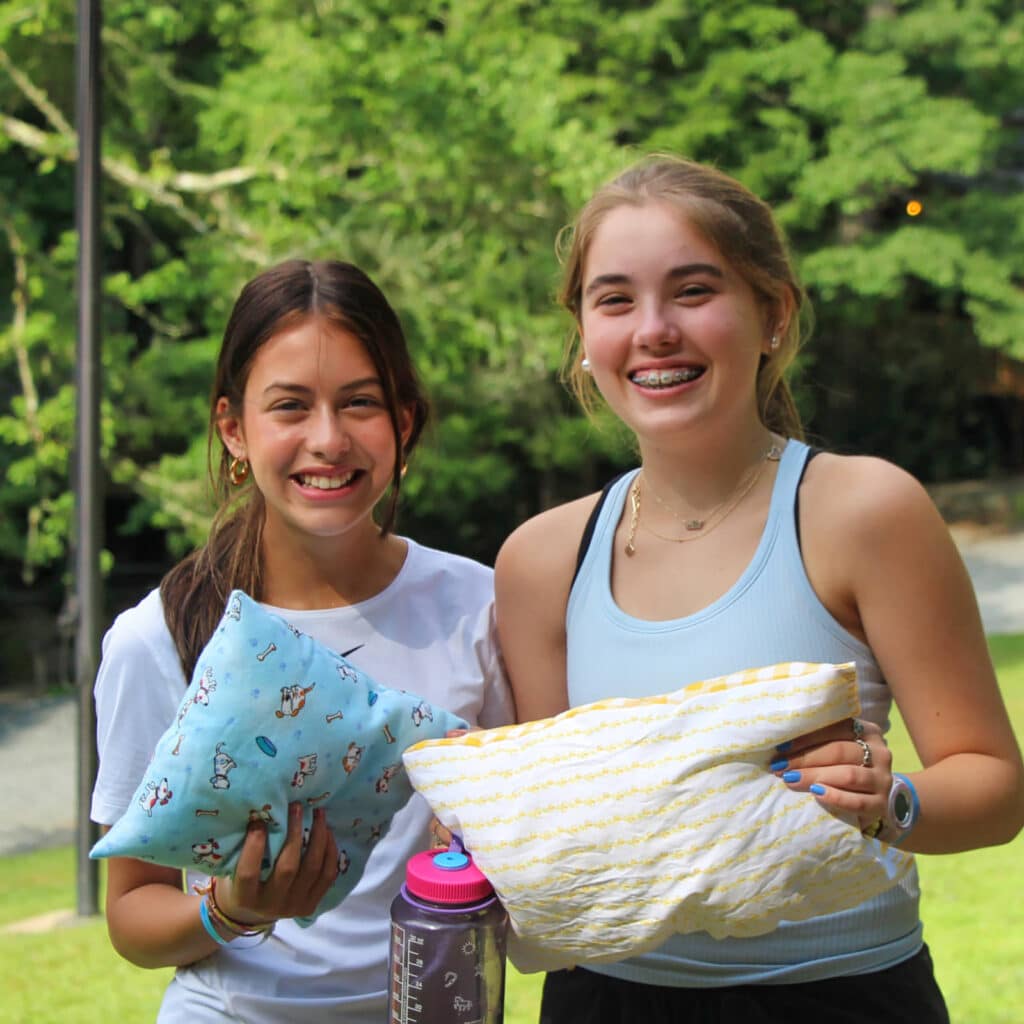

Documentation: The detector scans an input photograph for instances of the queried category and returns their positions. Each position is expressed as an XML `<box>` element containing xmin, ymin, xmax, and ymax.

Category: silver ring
<box><xmin>852</xmin><ymin>719</ymin><xmax>865</xmax><ymax>740</ymax></box>
<box><xmin>855</xmin><ymin>737</ymin><xmax>873</xmax><ymax>768</ymax></box>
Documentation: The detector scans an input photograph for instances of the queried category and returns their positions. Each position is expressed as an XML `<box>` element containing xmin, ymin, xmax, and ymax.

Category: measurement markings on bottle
<box><xmin>391</xmin><ymin>927</ymin><xmax>429</xmax><ymax>1023</ymax></box>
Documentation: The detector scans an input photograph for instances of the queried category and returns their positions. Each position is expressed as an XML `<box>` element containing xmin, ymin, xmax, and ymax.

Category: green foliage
<box><xmin>0</xmin><ymin>0</ymin><xmax>1021</xmax><ymax>591</ymax></box>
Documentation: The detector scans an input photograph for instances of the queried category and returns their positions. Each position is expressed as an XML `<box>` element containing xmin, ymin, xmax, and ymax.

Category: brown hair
<box><xmin>160</xmin><ymin>259</ymin><xmax>430</xmax><ymax>680</ymax></box>
<box><xmin>558</xmin><ymin>155</ymin><xmax>808</xmax><ymax>439</ymax></box>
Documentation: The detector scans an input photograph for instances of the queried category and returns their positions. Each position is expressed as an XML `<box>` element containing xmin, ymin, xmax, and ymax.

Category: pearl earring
<box><xmin>769</xmin><ymin>333</ymin><xmax>780</xmax><ymax>352</ymax></box>
<box><xmin>581</xmin><ymin>357</ymin><xmax>592</xmax><ymax>372</ymax></box>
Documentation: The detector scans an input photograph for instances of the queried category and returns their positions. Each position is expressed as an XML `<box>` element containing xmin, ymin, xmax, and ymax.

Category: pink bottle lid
<box><xmin>405</xmin><ymin>849</ymin><xmax>494</xmax><ymax>905</ymax></box>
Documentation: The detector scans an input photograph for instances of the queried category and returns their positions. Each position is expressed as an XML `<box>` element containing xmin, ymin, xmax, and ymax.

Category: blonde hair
<box><xmin>558</xmin><ymin>155</ymin><xmax>808</xmax><ymax>439</ymax></box>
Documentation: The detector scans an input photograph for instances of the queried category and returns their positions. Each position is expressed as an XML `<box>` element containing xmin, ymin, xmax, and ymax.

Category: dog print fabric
<box><xmin>91</xmin><ymin>590</ymin><xmax>466</xmax><ymax>923</ymax></box>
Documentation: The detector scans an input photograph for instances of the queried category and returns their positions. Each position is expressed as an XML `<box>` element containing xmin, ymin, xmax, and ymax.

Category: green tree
<box><xmin>0</xmin><ymin>0</ymin><xmax>1020</xmax><ymax>626</ymax></box>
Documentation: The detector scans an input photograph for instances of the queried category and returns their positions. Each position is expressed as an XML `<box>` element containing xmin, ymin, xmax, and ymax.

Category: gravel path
<box><xmin>954</xmin><ymin>529</ymin><xmax>1024</xmax><ymax>636</ymax></box>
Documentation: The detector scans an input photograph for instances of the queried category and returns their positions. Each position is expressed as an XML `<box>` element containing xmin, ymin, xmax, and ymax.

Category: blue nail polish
<box><xmin>769</xmin><ymin>759</ymin><xmax>788</xmax><ymax>772</ymax></box>
<box><xmin>809</xmin><ymin>783</ymin><xmax>826</xmax><ymax>796</ymax></box>
<box><xmin>782</xmin><ymin>770</ymin><xmax>801</xmax><ymax>783</ymax></box>
<box><xmin>776</xmin><ymin>740</ymin><xmax>793</xmax><ymax>753</ymax></box>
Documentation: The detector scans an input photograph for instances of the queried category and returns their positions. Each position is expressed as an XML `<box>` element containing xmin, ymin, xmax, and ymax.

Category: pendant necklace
<box><xmin>624</xmin><ymin>441</ymin><xmax>784</xmax><ymax>556</ymax></box>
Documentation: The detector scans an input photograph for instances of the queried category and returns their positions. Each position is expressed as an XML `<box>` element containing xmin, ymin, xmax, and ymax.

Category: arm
<box><xmin>105</xmin><ymin>804</ymin><xmax>339</xmax><ymax>968</ymax></box>
<box><xmin>494</xmin><ymin>496</ymin><xmax>596</xmax><ymax>723</ymax></box>
<box><xmin>105</xmin><ymin>855</ymin><xmax>212</xmax><ymax>970</ymax></box>
<box><xmin>474</xmin><ymin>600</ymin><xmax>518</xmax><ymax>729</ymax></box>
<box><xmin>785</xmin><ymin>455</ymin><xmax>1024</xmax><ymax>853</ymax></box>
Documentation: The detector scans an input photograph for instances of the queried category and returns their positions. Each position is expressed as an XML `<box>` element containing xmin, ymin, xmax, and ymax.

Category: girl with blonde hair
<box><xmin>496</xmin><ymin>156</ymin><xmax>1023</xmax><ymax>1022</ymax></box>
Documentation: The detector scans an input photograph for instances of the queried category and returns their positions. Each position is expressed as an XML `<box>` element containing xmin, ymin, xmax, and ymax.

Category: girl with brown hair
<box><xmin>91</xmin><ymin>259</ymin><xmax>514</xmax><ymax>1022</ymax></box>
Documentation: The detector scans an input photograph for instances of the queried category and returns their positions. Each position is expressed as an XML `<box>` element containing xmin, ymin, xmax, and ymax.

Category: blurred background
<box><xmin>1</xmin><ymin>0</ymin><xmax>1023</xmax><ymax>688</ymax></box>
<box><xmin>1</xmin><ymin>5</ymin><xmax>1023</xmax><ymax>1021</ymax></box>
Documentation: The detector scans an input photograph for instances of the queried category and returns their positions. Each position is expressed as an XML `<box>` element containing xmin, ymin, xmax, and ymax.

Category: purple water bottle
<box><xmin>389</xmin><ymin>845</ymin><xmax>508</xmax><ymax>1023</ymax></box>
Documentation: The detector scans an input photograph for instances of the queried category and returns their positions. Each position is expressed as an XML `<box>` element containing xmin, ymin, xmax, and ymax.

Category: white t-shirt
<box><xmin>91</xmin><ymin>539</ymin><xmax>515</xmax><ymax>1024</ymax></box>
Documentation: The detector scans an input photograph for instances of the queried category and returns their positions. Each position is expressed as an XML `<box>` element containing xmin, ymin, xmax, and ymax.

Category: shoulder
<box><xmin>92</xmin><ymin>589</ymin><xmax>187</xmax><ymax>823</ymax></box>
<box><xmin>95</xmin><ymin>588</ymin><xmax>186</xmax><ymax>713</ymax></box>
<box><xmin>403</xmin><ymin>538</ymin><xmax>492</xmax><ymax>580</ymax></box>
<box><xmin>801</xmin><ymin>452</ymin><xmax>941</xmax><ymax>537</ymax></box>
<box><xmin>797</xmin><ymin>452</ymin><xmax>959</xmax><ymax>641</ymax></box>
<box><xmin>94</xmin><ymin>591</ymin><xmax>184</xmax><ymax>749</ymax></box>
<box><xmin>495</xmin><ymin>490</ymin><xmax>606</xmax><ymax>615</ymax></box>
<box><xmin>101</xmin><ymin>587</ymin><xmax>180</xmax><ymax>672</ymax></box>
<box><xmin>399</xmin><ymin>538</ymin><xmax>496</xmax><ymax>608</ymax></box>
<box><xmin>497</xmin><ymin>492</ymin><xmax>603</xmax><ymax>576</ymax></box>
<box><xmin>799</xmin><ymin>452</ymin><xmax>954</xmax><ymax>590</ymax></box>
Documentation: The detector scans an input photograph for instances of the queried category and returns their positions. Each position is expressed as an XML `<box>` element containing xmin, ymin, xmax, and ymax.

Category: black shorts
<box><xmin>539</xmin><ymin>945</ymin><xmax>949</xmax><ymax>1024</ymax></box>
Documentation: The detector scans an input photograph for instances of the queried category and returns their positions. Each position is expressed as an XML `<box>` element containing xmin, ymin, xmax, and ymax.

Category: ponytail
<box><xmin>160</xmin><ymin>494</ymin><xmax>265</xmax><ymax>681</ymax></box>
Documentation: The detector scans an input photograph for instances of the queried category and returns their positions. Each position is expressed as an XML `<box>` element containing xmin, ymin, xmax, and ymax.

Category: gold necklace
<box><xmin>647</xmin><ymin>467</ymin><xmax>747</xmax><ymax>531</ymax></box>
<box><xmin>624</xmin><ymin>441</ymin><xmax>783</xmax><ymax>556</ymax></box>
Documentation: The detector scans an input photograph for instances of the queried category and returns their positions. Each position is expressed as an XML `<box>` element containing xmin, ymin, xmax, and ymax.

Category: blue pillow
<box><xmin>91</xmin><ymin>590</ymin><xmax>467</xmax><ymax>923</ymax></box>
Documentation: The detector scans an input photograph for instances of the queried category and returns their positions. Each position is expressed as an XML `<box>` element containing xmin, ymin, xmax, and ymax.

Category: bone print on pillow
<box><xmin>91</xmin><ymin>590</ymin><xmax>466</xmax><ymax>924</ymax></box>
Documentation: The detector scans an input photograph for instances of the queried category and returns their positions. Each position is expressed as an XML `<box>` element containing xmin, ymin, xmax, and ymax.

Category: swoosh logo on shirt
<box><xmin>340</xmin><ymin>644</ymin><xmax>364</xmax><ymax>658</ymax></box>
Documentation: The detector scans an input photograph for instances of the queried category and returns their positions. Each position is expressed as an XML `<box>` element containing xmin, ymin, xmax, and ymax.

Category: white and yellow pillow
<box><xmin>403</xmin><ymin>661</ymin><xmax>913</xmax><ymax>972</ymax></box>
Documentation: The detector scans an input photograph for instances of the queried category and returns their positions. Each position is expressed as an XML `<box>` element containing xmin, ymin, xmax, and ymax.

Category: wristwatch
<box><xmin>877</xmin><ymin>772</ymin><xmax>920</xmax><ymax>845</ymax></box>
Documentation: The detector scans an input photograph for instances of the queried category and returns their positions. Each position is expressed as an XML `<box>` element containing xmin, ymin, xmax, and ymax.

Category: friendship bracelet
<box><xmin>206</xmin><ymin>899</ymin><xmax>252</xmax><ymax>937</ymax></box>
<box><xmin>209</xmin><ymin>877</ymin><xmax>276</xmax><ymax>937</ymax></box>
<box><xmin>207</xmin><ymin>899</ymin><xmax>273</xmax><ymax>939</ymax></box>
<box><xmin>193</xmin><ymin>877</ymin><xmax>276</xmax><ymax>948</ymax></box>
<box><xmin>199</xmin><ymin>895</ymin><xmax>275</xmax><ymax>949</ymax></box>
<box><xmin>199</xmin><ymin>896</ymin><xmax>233</xmax><ymax>946</ymax></box>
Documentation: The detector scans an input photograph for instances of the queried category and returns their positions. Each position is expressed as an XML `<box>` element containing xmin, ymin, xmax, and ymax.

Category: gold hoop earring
<box><xmin>228</xmin><ymin>457</ymin><xmax>250</xmax><ymax>486</ymax></box>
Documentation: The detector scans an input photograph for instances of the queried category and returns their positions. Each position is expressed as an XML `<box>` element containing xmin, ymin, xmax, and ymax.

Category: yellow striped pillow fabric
<box><xmin>403</xmin><ymin>661</ymin><xmax>913</xmax><ymax>973</ymax></box>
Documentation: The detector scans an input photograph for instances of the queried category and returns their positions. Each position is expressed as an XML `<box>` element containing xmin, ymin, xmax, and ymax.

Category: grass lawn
<box><xmin>2</xmin><ymin>635</ymin><xmax>1021</xmax><ymax>1023</ymax></box>
<box><xmin>884</xmin><ymin>633</ymin><xmax>1024</xmax><ymax>1024</ymax></box>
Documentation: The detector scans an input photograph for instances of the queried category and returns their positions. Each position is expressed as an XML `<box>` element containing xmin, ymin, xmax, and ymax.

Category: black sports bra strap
<box><xmin>794</xmin><ymin>445</ymin><xmax>822</xmax><ymax>550</ymax></box>
<box><xmin>572</xmin><ymin>470</ymin><xmax>631</xmax><ymax>590</ymax></box>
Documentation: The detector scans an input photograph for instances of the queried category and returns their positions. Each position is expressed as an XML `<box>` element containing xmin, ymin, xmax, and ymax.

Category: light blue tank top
<box><xmin>567</xmin><ymin>440</ymin><xmax>922</xmax><ymax>986</ymax></box>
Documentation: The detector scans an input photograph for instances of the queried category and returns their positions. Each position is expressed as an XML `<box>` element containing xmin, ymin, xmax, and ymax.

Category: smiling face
<box><xmin>216</xmin><ymin>315</ymin><xmax>412</xmax><ymax>551</ymax></box>
<box><xmin>578</xmin><ymin>201</ymin><xmax>775</xmax><ymax>448</ymax></box>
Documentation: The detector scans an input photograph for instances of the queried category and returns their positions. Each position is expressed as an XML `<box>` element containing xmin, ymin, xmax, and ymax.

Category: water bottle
<box><xmin>389</xmin><ymin>845</ymin><xmax>508</xmax><ymax>1024</ymax></box>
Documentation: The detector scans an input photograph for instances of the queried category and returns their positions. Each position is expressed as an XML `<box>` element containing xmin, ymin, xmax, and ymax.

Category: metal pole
<box><xmin>74</xmin><ymin>0</ymin><xmax>102</xmax><ymax>918</ymax></box>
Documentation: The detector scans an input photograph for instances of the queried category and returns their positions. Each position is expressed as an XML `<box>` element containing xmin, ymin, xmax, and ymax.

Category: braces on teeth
<box><xmin>633</xmin><ymin>369</ymin><xmax>701</xmax><ymax>386</ymax></box>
